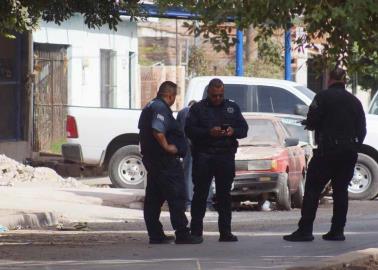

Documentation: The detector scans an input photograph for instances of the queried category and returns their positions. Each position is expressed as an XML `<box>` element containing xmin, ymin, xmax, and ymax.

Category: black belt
<box><xmin>332</xmin><ymin>138</ymin><xmax>358</xmax><ymax>145</ymax></box>
<box><xmin>198</xmin><ymin>148</ymin><xmax>235</xmax><ymax>155</ymax></box>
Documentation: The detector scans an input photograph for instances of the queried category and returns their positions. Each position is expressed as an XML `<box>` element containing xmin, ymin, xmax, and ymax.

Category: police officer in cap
<box><xmin>284</xmin><ymin>67</ymin><xmax>366</xmax><ymax>242</ymax></box>
<box><xmin>185</xmin><ymin>78</ymin><xmax>248</xmax><ymax>242</ymax></box>
<box><xmin>138</xmin><ymin>81</ymin><xmax>202</xmax><ymax>245</ymax></box>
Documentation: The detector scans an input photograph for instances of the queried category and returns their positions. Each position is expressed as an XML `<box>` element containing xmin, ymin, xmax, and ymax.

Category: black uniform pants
<box><xmin>190</xmin><ymin>152</ymin><xmax>235</xmax><ymax>236</ymax></box>
<box><xmin>298</xmin><ymin>151</ymin><xmax>358</xmax><ymax>233</ymax></box>
<box><xmin>143</xmin><ymin>156</ymin><xmax>189</xmax><ymax>239</ymax></box>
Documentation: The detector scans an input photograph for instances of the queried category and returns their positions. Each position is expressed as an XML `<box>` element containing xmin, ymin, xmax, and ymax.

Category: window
<box><xmin>279</xmin><ymin>117</ymin><xmax>310</xmax><ymax>143</ymax></box>
<box><xmin>203</xmin><ymin>84</ymin><xmax>254</xmax><ymax>112</ymax></box>
<box><xmin>100</xmin><ymin>49</ymin><xmax>117</xmax><ymax>108</ymax></box>
<box><xmin>369</xmin><ymin>93</ymin><xmax>378</xmax><ymax>115</ymax></box>
<box><xmin>239</xmin><ymin>119</ymin><xmax>279</xmax><ymax>146</ymax></box>
<box><xmin>257</xmin><ymin>86</ymin><xmax>305</xmax><ymax>114</ymax></box>
<box><xmin>294</xmin><ymin>85</ymin><xmax>316</xmax><ymax>100</ymax></box>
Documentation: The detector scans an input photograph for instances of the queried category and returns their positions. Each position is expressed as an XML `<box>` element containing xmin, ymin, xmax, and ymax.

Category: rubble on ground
<box><xmin>0</xmin><ymin>154</ymin><xmax>86</xmax><ymax>188</ymax></box>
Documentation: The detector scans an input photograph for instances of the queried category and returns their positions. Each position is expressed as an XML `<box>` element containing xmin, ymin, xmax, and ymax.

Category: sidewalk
<box><xmin>0</xmin><ymin>209</ymin><xmax>57</xmax><ymax>229</ymax></box>
<box><xmin>288</xmin><ymin>248</ymin><xmax>378</xmax><ymax>270</ymax></box>
<box><xmin>0</xmin><ymin>187</ymin><xmax>146</xmax><ymax>229</ymax></box>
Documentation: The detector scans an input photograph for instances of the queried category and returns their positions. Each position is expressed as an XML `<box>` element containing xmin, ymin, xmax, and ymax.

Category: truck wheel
<box><xmin>277</xmin><ymin>173</ymin><xmax>291</xmax><ymax>211</ymax></box>
<box><xmin>348</xmin><ymin>153</ymin><xmax>378</xmax><ymax>200</ymax></box>
<box><xmin>292</xmin><ymin>174</ymin><xmax>304</xmax><ymax>209</ymax></box>
<box><xmin>109</xmin><ymin>145</ymin><xmax>146</xmax><ymax>189</ymax></box>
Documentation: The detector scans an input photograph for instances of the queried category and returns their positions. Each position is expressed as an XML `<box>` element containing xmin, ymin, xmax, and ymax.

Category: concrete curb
<box><xmin>0</xmin><ymin>211</ymin><xmax>58</xmax><ymax>230</ymax></box>
<box><xmin>287</xmin><ymin>248</ymin><xmax>378</xmax><ymax>270</ymax></box>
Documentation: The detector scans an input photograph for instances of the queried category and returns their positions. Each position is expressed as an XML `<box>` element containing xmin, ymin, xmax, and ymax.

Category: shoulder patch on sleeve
<box><xmin>156</xmin><ymin>113</ymin><xmax>165</xmax><ymax>121</ymax></box>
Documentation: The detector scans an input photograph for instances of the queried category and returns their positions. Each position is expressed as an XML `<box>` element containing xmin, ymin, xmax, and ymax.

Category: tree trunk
<box><xmin>245</xmin><ymin>25</ymin><xmax>257</xmax><ymax>64</ymax></box>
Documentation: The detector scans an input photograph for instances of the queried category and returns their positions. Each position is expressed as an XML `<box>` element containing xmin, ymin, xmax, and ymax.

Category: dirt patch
<box><xmin>0</xmin><ymin>154</ymin><xmax>86</xmax><ymax>188</ymax></box>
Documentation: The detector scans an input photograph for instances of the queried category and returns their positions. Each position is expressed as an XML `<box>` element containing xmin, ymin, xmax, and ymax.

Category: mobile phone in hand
<box><xmin>221</xmin><ymin>124</ymin><xmax>231</xmax><ymax>131</ymax></box>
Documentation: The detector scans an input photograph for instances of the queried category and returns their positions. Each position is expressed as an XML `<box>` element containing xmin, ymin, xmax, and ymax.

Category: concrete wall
<box><xmin>33</xmin><ymin>15</ymin><xmax>139</xmax><ymax>108</ymax></box>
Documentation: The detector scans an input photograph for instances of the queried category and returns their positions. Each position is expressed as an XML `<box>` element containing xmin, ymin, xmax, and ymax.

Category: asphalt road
<box><xmin>1</xmin><ymin>200</ymin><xmax>378</xmax><ymax>270</ymax></box>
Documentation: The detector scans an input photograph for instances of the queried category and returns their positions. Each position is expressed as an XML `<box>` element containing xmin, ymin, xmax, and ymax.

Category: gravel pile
<box><xmin>0</xmin><ymin>154</ymin><xmax>86</xmax><ymax>188</ymax></box>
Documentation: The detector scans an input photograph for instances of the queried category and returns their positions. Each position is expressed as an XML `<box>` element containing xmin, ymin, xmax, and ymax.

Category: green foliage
<box><xmin>188</xmin><ymin>46</ymin><xmax>210</xmax><ymax>76</ymax></box>
<box><xmin>351</xmin><ymin>46</ymin><xmax>378</xmax><ymax>96</ymax></box>
<box><xmin>156</xmin><ymin>0</ymin><xmax>378</xmax><ymax>90</ymax></box>
<box><xmin>1</xmin><ymin>1</ymin><xmax>377</xmax><ymax>93</ymax></box>
<box><xmin>245</xmin><ymin>59</ymin><xmax>283</xmax><ymax>79</ymax></box>
<box><xmin>50</xmin><ymin>139</ymin><xmax>66</xmax><ymax>155</ymax></box>
<box><xmin>0</xmin><ymin>0</ymin><xmax>143</xmax><ymax>37</ymax></box>
<box><xmin>139</xmin><ymin>44</ymin><xmax>165</xmax><ymax>66</ymax></box>
<box><xmin>256</xmin><ymin>36</ymin><xmax>283</xmax><ymax>68</ymax></box>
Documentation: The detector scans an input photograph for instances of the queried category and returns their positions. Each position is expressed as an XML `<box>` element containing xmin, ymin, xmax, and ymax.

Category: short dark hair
<box><xmin>157</xmin><ymin>81</ymin><xmax>177</xmax><ymax>97</ymax></box>
<box><xmin>208</xmin><ymin>78</ymin><xmax>224</xmax><ymax>90</ymax></box>
<box><xmin>329</xmin><ymin>67</ymin><xmax>347</xmax><ymax>82</ymax></box>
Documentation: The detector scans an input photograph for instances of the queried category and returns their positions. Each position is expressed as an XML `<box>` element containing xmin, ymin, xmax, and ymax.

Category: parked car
<box><xmin>271</xmin><ymin>113</ymin><xmax>314</xmax><ymax>165</ymax></box>
<box><xmin>62</xmin><ymin>76</ymin><xmax>378</xmax><ymax>199</ymax></box>
<box><xmin>185</xmin><ymin>76</ymin><xmax>378</xmax><ymax>200</ymax></box>
<box><xmin>231</xmin><ymin>114</ymin><xmax>308</xmax><ymax>210</ymax></box>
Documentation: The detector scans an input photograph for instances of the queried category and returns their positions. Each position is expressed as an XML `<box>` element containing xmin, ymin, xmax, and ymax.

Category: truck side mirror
<box><xmin>295</xmin><ymin>104</ymin><xmax>309</xmax><ymax>116</ymax></box>
<box><xmin>285</xmin><ymin>138</ymin><xmax>299</xmax><ymax>147</ymax></box>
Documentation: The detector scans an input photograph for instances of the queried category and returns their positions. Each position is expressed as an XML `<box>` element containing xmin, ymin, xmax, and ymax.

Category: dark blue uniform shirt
<box><xmin>304</xmin><ymin>82</ymin><xmax>366</xmax><ymax>153</ymax></box>
<box><xmin>138</xmin><ymin>97</ymin><xmax>187</xmax><ymax>160</ymax></box>
<box><xmin>185</xmin><ymin>98</ymin><xmax>248</xmax><ymax>154</ymax></box>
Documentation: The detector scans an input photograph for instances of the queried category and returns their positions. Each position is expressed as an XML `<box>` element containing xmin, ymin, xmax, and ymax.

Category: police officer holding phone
<box><xmin>185</xmin><ymin>78</ymin><xmax>248</xmax><ymax>242</ymax></box>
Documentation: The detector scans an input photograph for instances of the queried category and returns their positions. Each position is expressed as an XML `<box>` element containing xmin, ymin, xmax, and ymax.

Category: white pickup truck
<box><xmin>62</xmin><ymin>76</ymin><xmax>378</xmax><ymax>200</ymax></box>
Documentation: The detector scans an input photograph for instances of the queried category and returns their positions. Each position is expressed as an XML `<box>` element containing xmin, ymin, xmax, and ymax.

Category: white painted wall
<box><xmin>33</xmin><ymin>15</ymin><xmax>139</xmax><ymax>108</ymax></box>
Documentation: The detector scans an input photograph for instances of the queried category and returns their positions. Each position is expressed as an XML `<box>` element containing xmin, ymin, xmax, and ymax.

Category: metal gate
<box><xmin>33</xmin><ymin>44</ymin><xmax>68</xmax><ymax>153</ymax></box>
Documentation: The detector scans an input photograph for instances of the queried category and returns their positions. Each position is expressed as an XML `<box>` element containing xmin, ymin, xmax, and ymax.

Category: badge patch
<box><xmin>227</xmin><ymin>107</ymin><xmax>234</xmax><ymax>113</ymax></box>
<box><xmin>157</xmin><ymin>114</ymin><xmax>165</xmax><ymax>121</ymax></box>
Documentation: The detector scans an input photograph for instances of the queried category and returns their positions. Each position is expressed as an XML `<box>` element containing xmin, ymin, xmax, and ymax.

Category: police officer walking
<box><xmin>185</xmin><ymin>78</ymin><xmax>248</xmax><ymax>242</ymax></box>
<box><xmin>284</xmin><ymin>68</ymin><xmax>366</xmax><ymax>242</ymax></box>
<box><xmin>138</xmin><ymin>81</ymin><xmax>202</xmax><ymax>245</ymax></box>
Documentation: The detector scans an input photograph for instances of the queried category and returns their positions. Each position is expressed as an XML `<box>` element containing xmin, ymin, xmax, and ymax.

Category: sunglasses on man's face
<box><xmin>209</xmin><ymin>94</ymin><xmax>224</xmax><ymax>98</ymax></box>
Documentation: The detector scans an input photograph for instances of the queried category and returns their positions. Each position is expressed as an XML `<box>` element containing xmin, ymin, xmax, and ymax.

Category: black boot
<box><xmin>283</xmin><ymin>229</ymin><xmax>314</xmax><ymax>242</ymax></box>
<box><xmin>322</xmin><ymin>230</ymin><xmax>345</xmax><ymax>241</ymax></box>
<box><xmin>175</xmin><ymin>234</ymin><xmax>203</xmax><ymax>244</ymax></box>
<box><xmin>149</xmin><ymin>235</ymin><xmax>175</xmax><ymax>244</ymax></box>
<box><xmin>219</xmin><ymin>233</ymin><xmax>238</xmax><ymax>242</ymax></box>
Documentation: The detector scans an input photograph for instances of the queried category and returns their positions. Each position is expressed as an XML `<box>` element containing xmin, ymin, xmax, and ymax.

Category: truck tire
<box><xmin>109</xmin><ymin>145</ymin><xmax>146</xmax><ymax>189</ymax></box>
<box><xmin>348</xmin><ymin>153</ymin><xmax>378</xmax><ymax>200</ymax></box>
<box><xmin>292</xmin><ymin>174</ymin><xmax>304</xmax><ymax>209</ymax></box>
<box><xmin>277</xmin><ymin>173</ymin><xmax>291</xmax><ymax>211</ymax></box>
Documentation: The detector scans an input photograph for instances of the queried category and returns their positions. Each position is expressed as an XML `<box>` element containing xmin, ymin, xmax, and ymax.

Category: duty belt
<box><xmin>198</xmin><ymin>147</ymin><xmax>235</xmax><ymax>155</ymax></box>
<box><xmin>332</xmin><ymin>137</ymin><xmax>359</xmax><ymax>145</ymax></box>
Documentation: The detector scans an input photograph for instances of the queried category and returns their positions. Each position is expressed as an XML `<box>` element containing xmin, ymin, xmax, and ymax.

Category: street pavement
<box><xmin>1</xmin><ymin>200</ymin><xmax>378</xmax><ymax>270</ymax></box>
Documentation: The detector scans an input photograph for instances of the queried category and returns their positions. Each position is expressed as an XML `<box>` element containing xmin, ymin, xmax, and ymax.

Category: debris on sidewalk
<box><xmin>0</xmin><ymin>154</ymin><xmax>87</xmax><ymax>188</ymax></box>
<box><xmin>56</xmin><ymin>222</ymin><xmax>89</xmax><ymax>231</ymax></box>
<box><xmin>260</xmin><ymin>200</ymin><xmax>272</xmax><ymax>212</ymax></box>
<box><xmin>0</xmin><ymin>225</ymin><xmax>9</xmax><ymax>232</ymax></box>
